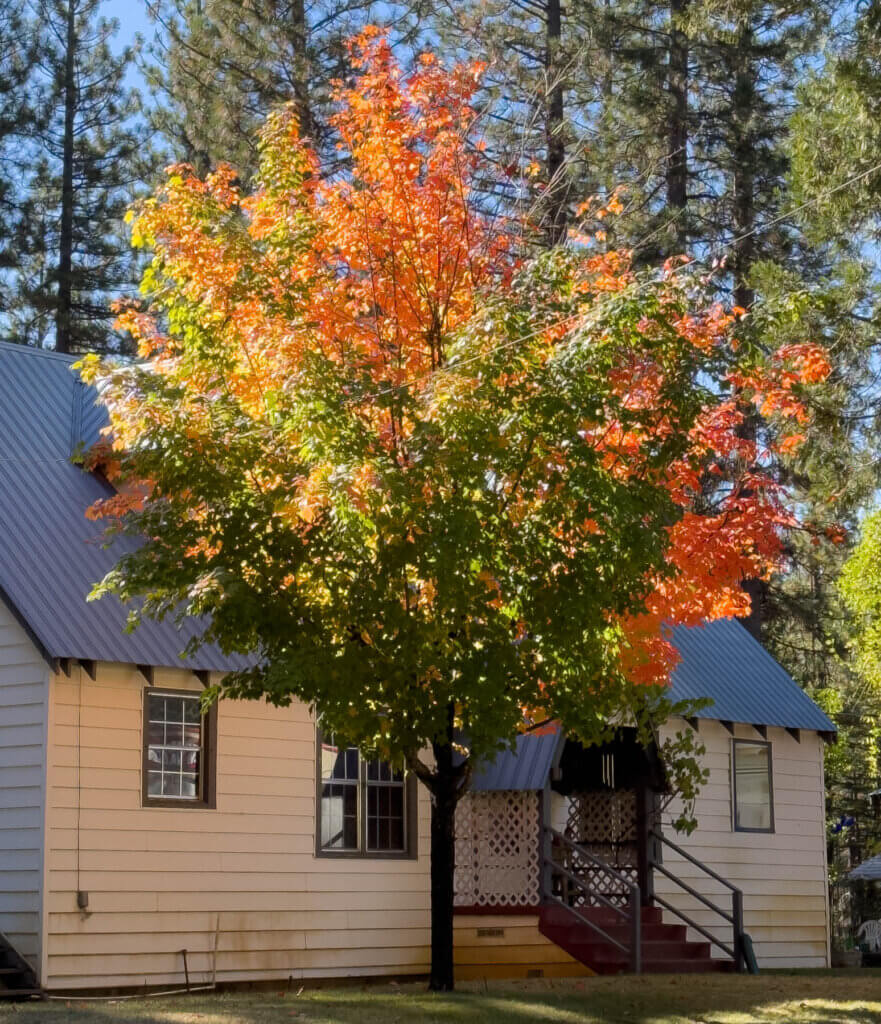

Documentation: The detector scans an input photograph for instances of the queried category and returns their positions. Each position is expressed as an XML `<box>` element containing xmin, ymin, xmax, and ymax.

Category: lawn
<box><xmin>4</xmin><ymin>973</ymin><xmax>881</xmax><ymax>1024</ymax></box>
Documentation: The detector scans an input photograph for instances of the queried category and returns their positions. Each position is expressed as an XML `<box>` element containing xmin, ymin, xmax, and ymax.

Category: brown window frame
<box><xmin>141</xmin><ymin>687</ymin><xmax>217</xmax><ymax>809</ymax></box>
<box><xmin>731</xmin><ymin>738</ymin><xmax>774</xmax><ymax>834</ymax></box>
<box><xmin>315</xmin><ymin>731</ymin><xmax>417</xmax><ymax>860</ymax></box>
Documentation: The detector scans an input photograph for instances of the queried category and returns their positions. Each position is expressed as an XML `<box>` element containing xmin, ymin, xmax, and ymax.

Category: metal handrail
<box><xmin>541</xmin><ymin>826</ymin><xmax>642</xmax><ymax>973</ymax></box>
<box><xmin>650</xmin><ymin>829</ymin><xmax>740</xmax><ymax>892</ymax></box>
<box><xmin>649</xmin><ymin>828</ymin><xmax>745</xmax><ymax>972</ymax></box>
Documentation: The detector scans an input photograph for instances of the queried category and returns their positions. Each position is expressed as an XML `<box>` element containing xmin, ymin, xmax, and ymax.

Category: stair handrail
<box><xmin>648</xmin><ymin>828</ymin><xmax>746</xmax><ymax>972</ymax></box>
<box><xmin>541</xmin><ymin>826</ymin><xmax>642</xmax><ymax>973</ymax></box>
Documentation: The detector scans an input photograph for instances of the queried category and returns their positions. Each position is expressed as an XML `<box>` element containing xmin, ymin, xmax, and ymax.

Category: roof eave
<box><xmin>0</xmin><ymin>583</ymin><xmax>56</xmax><ymax>670</ymax></box>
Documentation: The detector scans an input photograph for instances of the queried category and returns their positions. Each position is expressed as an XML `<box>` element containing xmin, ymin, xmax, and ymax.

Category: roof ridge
<box><xmin>0</xmin><ymin>340</ymin><xmax>81</xmax><ymax>364</ymax></box>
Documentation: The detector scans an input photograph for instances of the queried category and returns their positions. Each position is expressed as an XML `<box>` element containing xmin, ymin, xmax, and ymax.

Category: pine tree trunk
<box><xmin>290</xmin><ymin>0</ymin><xmax>313</xmax><ymax>142</ymax></box>
<box><xmin>545</xmin><ymin>0</ymin><xmax>567</xmax><ymax>246</ymax></box>
<box><xmin>55</xmin><ymin>0</ymin><xmax>76</xmax><ymax>354</ymax></box>
<box><xmin>730</xmin><ymin>23</ymin><xmax>756</xmax><ymax>316</ymax></box>
<box><xmin>666</xmin><ymin>0</ymin><xmax>689</xmax><ymax>252</ymax></box>
<box><xmin>729</xmin><ymin>21</ymin><xmax>764</xmax><ymax>640</ymax></box>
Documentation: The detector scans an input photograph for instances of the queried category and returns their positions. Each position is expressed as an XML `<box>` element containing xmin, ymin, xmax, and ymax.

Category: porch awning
<box><xmin>470</xmin><ymin>725</ymin><xmax>564</xmax><ymax>792</ymax></box>
<box><xmin>849</xmin><ymin>854</ymin><xmax>881</xmax><ymax>881</ymax></box>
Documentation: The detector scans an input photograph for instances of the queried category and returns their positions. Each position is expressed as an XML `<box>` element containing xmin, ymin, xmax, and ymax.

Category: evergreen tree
<box><xmin>143</xmin><ymin>0</ymin><xmax>415</xmax><ymax>179</ymax></box>
<box><xmin>788</xmin><ymin>0</ymin><xmax>881</xmax><ymax>927</ymax></box>
<box><xmin>5</xmin><ymin>0</ymin><xmax>143</xmax><ymax>353</ymax></box>
<box><xmin>0</xmin><ymin>0</ymin><xmax>40</xmax><ymax>309</ymax></box>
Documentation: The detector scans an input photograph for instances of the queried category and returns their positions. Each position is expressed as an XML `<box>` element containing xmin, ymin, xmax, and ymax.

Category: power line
<box><xmin>354</xmin><ymin>154</ymin><xmax>881</xmax><ymax>407</ymax></box>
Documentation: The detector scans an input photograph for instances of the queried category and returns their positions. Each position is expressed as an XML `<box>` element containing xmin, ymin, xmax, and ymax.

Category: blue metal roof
<box><xmin>849</xmin><ymin>854</ymin><xmax>881</xmax><ymax>881</ymax></box>
<box><xmin>470</xmin><ymin>726</ymin><xmax>564</xmax><ymax>792</ymax></box>
<box><xmin>0</xmin><ymin>341</ymin><xmax>249</xmax><ymax>671</ymax></box>
<box><xmin>667</xmin><ymin>618</ymin><xmax>836</xmax><ymax>736</ymax></box>
<box><xmin>470</xmin><ymin>620</ymin><xmax>835</xmax><ymax>792</ymax></box>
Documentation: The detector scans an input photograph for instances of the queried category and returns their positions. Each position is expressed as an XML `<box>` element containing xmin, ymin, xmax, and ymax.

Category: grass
<box><xmin>4</xmin><ymin>973</ymin><xmax>881</xmax><ymax>1024</ymax></box>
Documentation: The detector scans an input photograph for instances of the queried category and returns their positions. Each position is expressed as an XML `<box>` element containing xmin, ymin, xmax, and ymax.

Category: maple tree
<box><xmin>80</xmin><ymin>31</ymin><xmax>830</xmax><ymax>990</ymax></box>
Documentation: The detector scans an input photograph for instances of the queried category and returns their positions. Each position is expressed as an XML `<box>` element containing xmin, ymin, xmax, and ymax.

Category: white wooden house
<box><xmin>0</xmin><ymin>341</ymin><xmax>836</xmax><ymax>995</ymax></box>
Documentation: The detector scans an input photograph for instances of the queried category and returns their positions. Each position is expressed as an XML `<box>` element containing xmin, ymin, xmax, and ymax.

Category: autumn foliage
<box><xmin>83</xmin><ymin>30</ymin><xmax>829</xmax><ymax>768</ymax></box>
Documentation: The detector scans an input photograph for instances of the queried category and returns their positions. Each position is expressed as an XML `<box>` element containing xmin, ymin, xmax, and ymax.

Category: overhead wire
<box><xmin>344</xmin><ymin>154</ymin><xmax>881</xmax><ymax>408</ymax></box>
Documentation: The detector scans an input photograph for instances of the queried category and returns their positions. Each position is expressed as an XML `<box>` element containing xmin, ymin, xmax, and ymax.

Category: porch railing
<box><xmin>540</xmin><ymin>826</ymin><xmax>642</xmax><ymax>973</ymax></box>
<box><xmin>648</xmin><ymin>828</ymin><xmax>747</xmax><ymax>972</ymax></box>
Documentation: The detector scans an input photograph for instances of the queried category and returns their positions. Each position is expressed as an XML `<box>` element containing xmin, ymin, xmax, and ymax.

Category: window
<box><xmin>732</xmin><ymin>740</ymin><xmax>773</xmax><ymax>832</ymax></box>
<box><xmin>317</xmin><ymin>735</ymin><xmax>415</xmax><ymax>858</ymax></box>
<box><xmin>142</xmin><ymin>689</ymin><xmax>216</xmax><ymax>808</ymax></box>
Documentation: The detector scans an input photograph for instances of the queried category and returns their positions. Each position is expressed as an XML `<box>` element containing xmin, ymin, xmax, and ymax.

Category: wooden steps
<box><xmin>0</xmin><ymin>933</ymin><xmax>43</xmax><ymax>1001</ymax></box>
<box><xmin>539</xmin><ymin>904</ymin><xmax>735</xmax><ymax>975</ymax></box>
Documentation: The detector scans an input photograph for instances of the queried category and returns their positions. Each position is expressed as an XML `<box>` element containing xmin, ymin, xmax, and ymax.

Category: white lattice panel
<box><xmin>454</xmin><ymin>791</ymin><xmax>540</xmax><ymax>907</ymax></box>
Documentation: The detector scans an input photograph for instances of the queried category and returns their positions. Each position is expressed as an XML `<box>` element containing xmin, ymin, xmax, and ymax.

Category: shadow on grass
<box><xmin>19</xmin><ymin>974</ymin><xmax>881</xmax><ymax>1024</ymax></box>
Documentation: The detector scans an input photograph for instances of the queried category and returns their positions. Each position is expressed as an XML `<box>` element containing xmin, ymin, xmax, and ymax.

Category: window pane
<box><xmin>320</xmin><ymin>782</ymin><xmax>358</xmax><ymax>850</ymax></box>
<box><xmin>320</xmin><ymin>739</ymin><xmax>359</xmax><ymax>782</ymax></box>
<box><xmin>162</xmin><ymin>772</ymin><xmax>182</xmax><ymax>797</ymax></box>
<box><xmin>734</xmin><ymin>743</ymin><xmax>772</xmax><ymax>831</ymax></box>
<box><xmin>366</xmin><ymin>776</ymin><xmax>406</xmax><ymax>852</ymax></box>
<box><xmin>165</xmin><ymin>723</ymin><xmax>183</xmax><ymax>747</ymax></box>
<box><xmin>145</xmin><ymin>693</ymin><xmax>203</xmax><ymax>802</ymax></box>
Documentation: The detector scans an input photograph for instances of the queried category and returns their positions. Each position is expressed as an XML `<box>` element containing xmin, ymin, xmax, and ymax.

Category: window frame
<box><xmin>141</xmin><ymin>687</ymin><xmax>217</xmax><ymax>810</ymax></box>
<box><xmin>315</xmin><ymin>732</ymin><xmax>417</xmax><ymax>860</ymax></box>
<box><xmin>731</xmin><ymin>738</ymin><xmax>774</xmax><ymax>834</ymax></box>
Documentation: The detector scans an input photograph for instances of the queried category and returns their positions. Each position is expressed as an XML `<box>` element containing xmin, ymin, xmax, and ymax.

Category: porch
<box><xmin>453</xmin><ymin>726</ymin><xmax>748</xmax><ymax>976</ymax></box>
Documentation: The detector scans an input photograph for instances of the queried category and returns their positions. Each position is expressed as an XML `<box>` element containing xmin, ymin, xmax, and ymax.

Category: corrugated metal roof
<box><xmin>470</xmin><ymin>726</ymin><xmax>564</xmax><ymax>791</ymax></box>
<box><xmin>470</xmin><ymin>621</ymin><xmax>835</xmax><ymax>792</ymax></box>
<box><xmin>0</xmin><ymin>341</ymin><xmax>249</xmax><ymax>671</ymax></box>
<box><xmin>850</xmin><ymin>854</ymin><xmax>881</xmax><ymax>881</ymax></box>
<box><xmin>668</xmin><ymin>619</ymin><xmax>836</xmax><ymax>735</ymax></box>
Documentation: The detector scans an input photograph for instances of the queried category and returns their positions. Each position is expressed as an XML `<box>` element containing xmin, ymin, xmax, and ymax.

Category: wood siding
<box><xmin>45</xmin><ymin>664</ymin><xmax>431</xmax><ymax>991</ymax></box>
<box><xmin>454</xmin><ymin>914</ymin><xmax>592</xmax><ymax>980</ymax></box>
<box><xmin>656</xmin><ymin>719</ymin><xmax>829</xmax><ymax>968</ymax></box>
<box><xmin>0</xmin><ymin>600</ymin><xmax>48</xmax><ymax>976</ymax></box>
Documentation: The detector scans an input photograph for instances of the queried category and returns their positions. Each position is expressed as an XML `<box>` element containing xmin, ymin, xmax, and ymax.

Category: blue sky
<box><xmin>104</xmin><ymin>0</ymin><xmax>152</xmax><ymax>41</ymax></box>
<box><xmin>103</xmin><ymin>0</ymin><xmax>152</xmax><ymax>90</ymax></box>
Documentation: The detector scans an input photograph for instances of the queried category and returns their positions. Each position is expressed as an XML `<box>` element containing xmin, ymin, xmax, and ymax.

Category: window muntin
<box><xmin>143</xmin><ymin>690</ymin><xmax>213</xmax><ymax>807</ymax></box>
<box><xmin>318</xmin><ymin>736</ymin><xmax>410</xmax><ymax>856</ymax></box>
<box><xmin>732</xmin><ymin>739</ymin><xmax>773</xmax><ymax>832</ymax></box>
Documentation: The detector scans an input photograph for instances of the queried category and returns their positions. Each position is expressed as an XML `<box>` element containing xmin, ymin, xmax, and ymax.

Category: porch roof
<box><xmin>849</xmin><ymin>854</ymin><xmax>881</xmax><ymax>881</ymax></box>
<box><xmin>470</xmin><ymin>726</ymin><xmax>564</xmax><ymax>792</ymax></box>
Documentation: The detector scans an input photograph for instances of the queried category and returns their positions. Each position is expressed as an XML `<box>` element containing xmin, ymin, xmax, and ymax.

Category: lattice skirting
<box><xmin>454</xmin><ymin>791</ymin><xmax>540</xmax><ymax>908</ymax></box>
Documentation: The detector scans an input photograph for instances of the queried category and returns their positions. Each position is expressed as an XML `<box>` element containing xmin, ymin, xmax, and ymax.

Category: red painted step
<box><xmin>538</xmin><ymin>904</ymin><xmax>735</xmax><ymax>975</ymax></box>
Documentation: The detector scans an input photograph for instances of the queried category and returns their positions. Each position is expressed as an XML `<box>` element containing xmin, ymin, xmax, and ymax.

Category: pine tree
<box><xmin>143</xmin><ymin>0</ymin><xmax>415</xmax><ymax>179</ymax></box>
<box><xmin>6</xmin><ymin>0</ymin><xmax>143</xmax><ymax>353</ymax></box>
<box><xmin>0</xmin><ymin>0</ymin><xmax>40</xmax><ymax>307</ymax></box>
<box><xmin>785</xmin><ymin>0</ymin><xmax>881</xmax><ymax>928</ymax></box>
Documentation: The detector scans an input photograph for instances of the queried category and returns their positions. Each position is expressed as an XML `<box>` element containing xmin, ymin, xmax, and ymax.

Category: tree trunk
<box><xmin>55</xmin><ymin>0</ymin><xmax>76</xmax><ymax>354</ymax></box>
<box><xmin>545</xmin><ymin>0</ymin><xmax>567</xmax><ymax>246</ymax></box>
<box><xmin>429</xmin><ymin>747</ymin><xmax>458</xmax><ymax>992</ymax></box>
<box><xmin>289</xmin><ymin>0</ymin><xmax>314</xmax><ymax>142</ymax></box>
<box><xmin>666</xmin><ymin>0</ymin><xmax>689</xmax><ymax>253</ymax></box>
<box><xmin>730</xmin><ymin>22</ymin><xmax>756</xmax><ymax>316</ymax></box>
<box><xmin>728</xmin><ymin>21</ymin><xmax>765</xmax><ymax>641</ymax></box>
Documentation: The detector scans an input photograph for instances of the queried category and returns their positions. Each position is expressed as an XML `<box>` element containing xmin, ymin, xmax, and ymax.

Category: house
<box><xmin>0</xmin><ymin>340</ymin><xmax>836</xmax><ymax>994</ymax></box>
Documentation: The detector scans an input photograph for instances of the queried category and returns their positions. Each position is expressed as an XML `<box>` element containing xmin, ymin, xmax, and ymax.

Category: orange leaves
<box><xmin>98</xmin><ymin>31</ymin><xmax>834</xmax><ymax>716</ymax></box>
